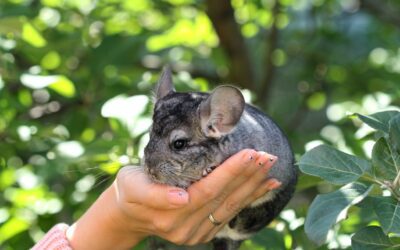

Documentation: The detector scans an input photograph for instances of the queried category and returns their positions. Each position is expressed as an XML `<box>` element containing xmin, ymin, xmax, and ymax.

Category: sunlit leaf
<box><xmin>18</xmin><ymin>89</ymin><xmax>32</xmax><ymax>107</ymax></box>
<box><xmin>146</xmin><ymin>13</ymin><xmax>217</xmax><ymax>51</ymax></box>
<box><xmin>0</xmin><ymin>75</ymin><xmax>4</xmax><ymax>91</ymax></box>
<box><xmin>352</xmin><ymin>226</ymin><xmax>393</xmax><ymax>250</ymax></box>
<box><xmin>20</xmin><ymin>74</ymin><xmax>76</xmax><ymax>97</ymax></box>
<box><xmin>100</xmin><ymin>161</ymin><xmax>121</xmax><ymax>174</ymax></box>
<box><xmin>41</xmin><ymin>0</ymin><xmax>63</xmax><ymax>7</ymax></box>
<box><xmin>21</xmin><ymin>74</ymin><xmax>58</xmax><ymax>89</ymax></box>
<box><xmin>101</xmin><ymin>95</ymin><xmax>150</xmax><ymax>136</ymax></box>
<box><xmin>4</xmin><ymin>187</ymin><xmax>47</xmax><ymax>207</ymax></box>
<box><xmin>0</xmin><ymin>217</ymin><xmax>30</xmax><ymax>244</ymax></box>
<box><xmin>241</xmin><ymin>22</ymin><xmax>259</xmax><ymax>38</ymax></box>
<box><xmin>164</xmin><ymin>0</ymin><xmax>193</xmax><ymax>5</ymax></box>
<box><xmin>304</xmin><ymin>182</ymin><xmax>372</xmax><ymax>245</ymax></box>
<box><xmin>56</xmin><ymin>141</ymin><xmax>85</xmax><ymax>158</ymax></box>
<box><xmin>0</xmin><ymin>168</ymin><xmax>16</xmax><ymax>190</ymax></box>
<box><xmin>48</xmin><ymin>76</ymin><xmax>76</xmax><ymax>97</ymax></box>
<box><xmin>101</xmin><ymin>95</ymin><xmax>149</xmax><ymax>120</ymax></box>
<box><xmin>22</xmin><ymin>23</ymin><xmax>47</xmax><ymax>47</ymax></box>
<box><xmin>307</xmin><ymin>92</ymin><xmax>326</xmax><ymax>111</ymax></box>
<box><xmin>41</xmin><ymin>51</ymin><xmax>61</xmax><ymax>70</ymax></box>
<box><xmin>81</xmin><ymin>128</ymin><xmax>96</xmax><ymax>143</ymax></box>
<box><xmin>299</xmin><ymin>144</ymin><xmax>370</xmax><ymax>185</ymax></box>
<box><xmin>123</xmin><ymin>0</ymin><xmax>152</xmax><ymax>12</ymax></box>
<box><xmin>132</xmin><ymin>117</ymin><xmax>152</xmax><ymax>137</ymax></box>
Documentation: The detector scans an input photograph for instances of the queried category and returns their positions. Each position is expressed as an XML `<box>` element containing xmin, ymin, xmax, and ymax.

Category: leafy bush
<box><xmin>1</xmin><ymin>0</ymin><xmax>400</xmax><ymax>249</ymax></box>
<box><xmin>299</xmin><ymin>110</ymin><xmax>400</xmax><ymax>249</ymax></box>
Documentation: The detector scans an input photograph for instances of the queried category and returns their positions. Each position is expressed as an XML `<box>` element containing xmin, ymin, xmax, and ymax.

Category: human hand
<box><xmin>144</xmin><ymin>149</ymin><xmax>281</xmax><ymax>245</ymax></box>
<box><xmin>67</xmin><ymin>149</ymin><xmax>281</xmax><ymax>249</ymax></box>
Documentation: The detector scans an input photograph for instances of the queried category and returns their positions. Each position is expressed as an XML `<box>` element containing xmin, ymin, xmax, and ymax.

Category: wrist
<box><xmin>67</xmin><ymin>182</ymin><xmax>147</xmax><ymax>249</ymax></box>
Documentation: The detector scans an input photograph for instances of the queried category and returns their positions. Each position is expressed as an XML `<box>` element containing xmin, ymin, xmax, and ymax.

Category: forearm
<box><xmin>66</xmin><ymin>183</ymin><xmax>146</xmax><ymax>250</ymax></box>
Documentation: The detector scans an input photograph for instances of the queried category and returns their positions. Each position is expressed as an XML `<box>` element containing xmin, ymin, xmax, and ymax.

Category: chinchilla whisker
<box><xmin>92</xmin><ymin>175</ymin><xmax>113</xmax><ymax>189</ymax></box>
<box><xmin>176</xmin><ymin>173</ymin><xmax>199</xmax><ymax>181</ymax></box>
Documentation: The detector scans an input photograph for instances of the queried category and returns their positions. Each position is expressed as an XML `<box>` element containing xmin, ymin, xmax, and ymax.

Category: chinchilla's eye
<box><xmin>172</xmin><ymin>139</ymin><xmax>187</xmax><ymax>150</ymax></box>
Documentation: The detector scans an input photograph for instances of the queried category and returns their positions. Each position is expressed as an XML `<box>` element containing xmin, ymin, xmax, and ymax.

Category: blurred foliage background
<box><xmin>0</xmin><ymin>0</ymin><xmax>400</xmax><ymax>249</ymax></box>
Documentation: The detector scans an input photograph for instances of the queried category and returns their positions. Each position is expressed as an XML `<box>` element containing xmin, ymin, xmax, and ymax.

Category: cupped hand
<box><xmin>67</xmin><ymin>149</ymin><xmax>281</xmax><ymax>250</ymax></box>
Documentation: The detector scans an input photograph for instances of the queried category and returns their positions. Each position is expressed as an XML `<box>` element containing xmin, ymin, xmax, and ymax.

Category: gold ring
<box><xmin>208</xmin><ymin>213</ymin><xmax>222</xmax><ymax>226</ymax></box>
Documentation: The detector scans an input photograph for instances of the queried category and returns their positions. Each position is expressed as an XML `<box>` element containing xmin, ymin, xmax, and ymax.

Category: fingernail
<box><xmin>168</xmin><ymin>189</ymin><xmax>189</xmax><ymax>205</ymax></box>
<box><xmin>265</xmin><ymin>155</ymin><xmax>278</xmax><ymax>166</ymax></box>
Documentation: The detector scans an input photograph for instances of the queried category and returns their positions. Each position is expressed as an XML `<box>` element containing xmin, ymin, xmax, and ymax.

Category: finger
<box><xmin>186</xmin><ymin>218</ymin><xmax>226</xmax><ymax>245</ymax></box>
<box><xmin>188</xmin><ymin>149</ymin><xmax>263</xmax><ymax>207</ymax></box>
<box><xmin>250</xmin><ymin>178</ymin><xmax>282</xmax><ymax>203</ymax></box>
<box><xmin>117</xmin><ymin>166</ymin><xmax>189</xmax><ymax>209</ymax></box>
<box><xmin>202</xmin><ymin>221</ymin><xmax>227</xmax><ymax>243</ymax></box>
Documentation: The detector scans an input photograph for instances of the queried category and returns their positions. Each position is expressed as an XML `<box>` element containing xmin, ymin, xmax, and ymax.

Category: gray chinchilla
<box><xmin>144</xmin><ymin>67</ymin><xmax>297</xmax><ymax>250</ymax></box>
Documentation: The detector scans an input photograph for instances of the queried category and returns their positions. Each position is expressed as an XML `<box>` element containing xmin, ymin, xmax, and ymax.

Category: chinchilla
<box><xmin>143</xmin><ymin>67</ymin><xmax>297</xmax><ymax>250</ymax></box>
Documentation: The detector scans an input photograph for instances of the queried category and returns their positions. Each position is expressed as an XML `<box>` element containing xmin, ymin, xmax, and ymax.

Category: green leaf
<box><xmin>22</xmin><ymin>22</ymin><xmax>47</xmax><ymax>47</ymax></box>
<box><xmin>0</xmin><ymin>217</ymin><xmax>30</xmax><ymax>244</ymax></box>
<box><xmin>351</xmin><ymin>226</ymin><xmax>393</xmax><ymax>250</ymax></box>
<box><xmin>357</xmin><ymin>111</ymin><xmax>400</xmax><ymax>133</ymax></box>
<box><xmin>41</xmin><ymin>51</ymin><xmax>61</xmax><ymax>70</ymax></box>
<box><xmin>299</xmin><ymin>144</ymin><xmax>370</xmax><ymax>185</ymax></box>
<box><xmin>306</xmin><ymin>92</ymin><xmax>326</xmax><ymax>111</ymax></box>
<box><xmin>48</xmin><ymin>76</ymin><xmax>76</xmax><ymax>98</ymax></box>
<box><xmin>296</xmin><ymin>174</ymin><xmax>323</xmax><ymax>191</ymax></box>
<box><xmin>372</xmin><ymin>196</ymin><xmax>400</xmax><ymax>234</ymax></box>
<box><xmin>0</xmin><ymin>17</ymin><xmax>23</xmax><ymax>34</ymax></box>
<box><xmin>20</xmin><ymin>74</ymin><xmax>76</xmax><ymax>98</ymax></box>
<box><xmin>304</xmin><ymin>182</ymin><xmax>372</xmax><ymax>245</ymax></box>
<box><xmin>389</xmin><ymin>114</ymin><xmax>400</xmax><ymax>153</ymax></box>
<box><xmin>250</xmin><ymin>228</ymin><xmax>286</xmax><ymax>250</ymax></box>
<box><xmin>372</xmin><ymin>138</ymin><xmax>399</xmax><ymax>181</ymax></box>
<box><xmin>0</xmin><ymin>168</ymin><xmax>16</xmax><ymax>190</ymax></box>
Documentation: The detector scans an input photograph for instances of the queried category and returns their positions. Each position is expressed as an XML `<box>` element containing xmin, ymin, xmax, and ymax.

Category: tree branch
<box><xmin>205</xmin><ymin>0</ymin><xmax>255</xmax><ymax>90</ymax></box>
<box><xmin>260</xmin><ymin>1</ymin><xmax>280</xmax><ymax>107</ymax></box>
<box><xmin>360</xmin><ymin>0</ymin><xmax>400</xmax><ymax>28</ymax></box>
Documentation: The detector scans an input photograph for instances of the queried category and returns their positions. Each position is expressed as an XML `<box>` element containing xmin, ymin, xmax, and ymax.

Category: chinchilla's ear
<box><xmin>155</xmin><ymin>66</ymin><xmax>175</xmax><ymax>101</ymax></box>
<box><xmin>199</xmin><ymin>85</ymin><xmax>245</xmax><ymax>138</ymax></box>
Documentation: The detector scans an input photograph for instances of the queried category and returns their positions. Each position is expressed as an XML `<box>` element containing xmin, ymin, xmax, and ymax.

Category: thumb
<box><xmin>117</xmin><ymin>166</ymin><xmax>189</xmax><ymax>209</ymax></box>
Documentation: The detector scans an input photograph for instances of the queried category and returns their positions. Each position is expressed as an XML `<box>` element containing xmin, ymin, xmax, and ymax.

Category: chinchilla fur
<box><xmin>143</xmin><ymin>67</ymin><xmax>297</xmax><ymax>250</ymax></box>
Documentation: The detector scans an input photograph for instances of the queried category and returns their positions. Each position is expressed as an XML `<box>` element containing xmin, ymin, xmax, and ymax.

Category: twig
<box><xmin>393</xmin><ymin>170</ymin><xmax>400</xmax><ymax>192</ymax></box>
<box><xmin>205</xmin><ymin>0</ymin><xmax>255</xmax><ymax>90</ymax></box>
<box><xmin>360</xmin><ymin>0</ymin><xmax>400</xmax><ymax>28</ymax></box>
<box><xmin>260</xmin><ymin>1</ymin><xmax>280</xmax><ymax>107</ymax></box>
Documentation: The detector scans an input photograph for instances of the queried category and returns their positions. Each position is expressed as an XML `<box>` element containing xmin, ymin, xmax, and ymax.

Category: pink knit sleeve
<box><xmin>31</xmin><ymin>223</ymin><xmax>72</xmax><ymax>250</ymax></box>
